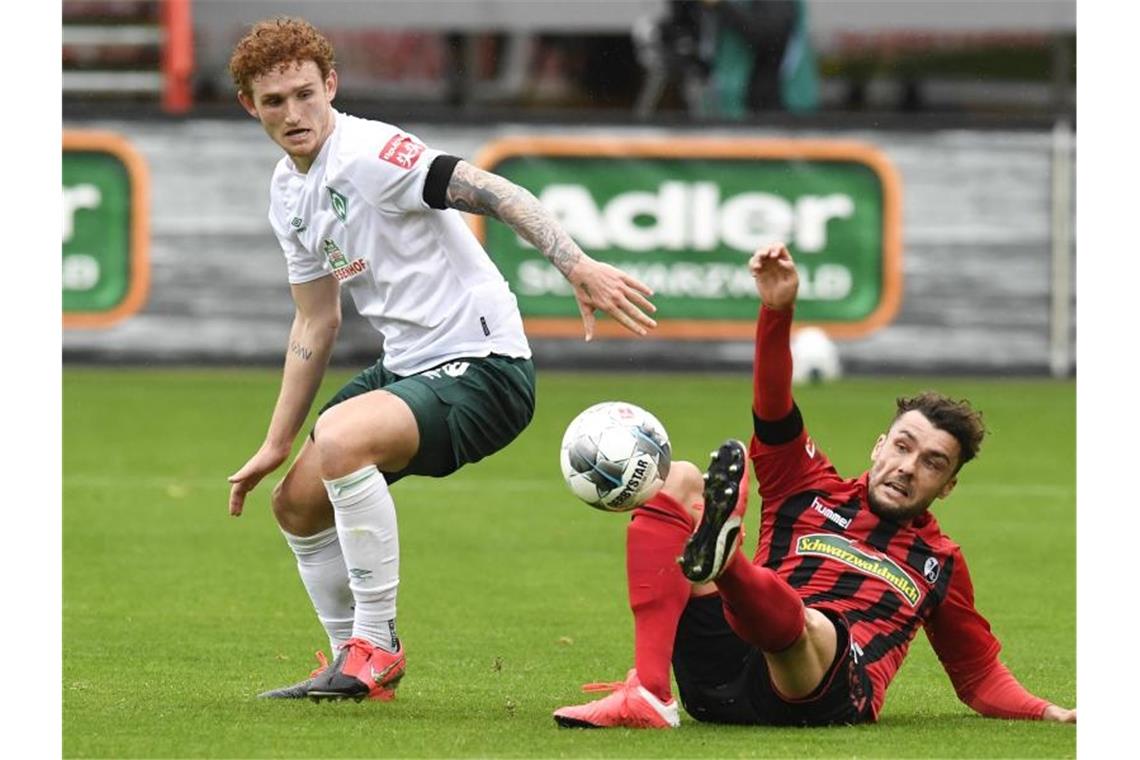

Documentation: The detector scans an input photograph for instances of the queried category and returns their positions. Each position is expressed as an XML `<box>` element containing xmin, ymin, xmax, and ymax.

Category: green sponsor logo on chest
<box><xmin>796</xmin><ymin>534</ymin><xmax>922</xmax><ymax>607</ymax></box>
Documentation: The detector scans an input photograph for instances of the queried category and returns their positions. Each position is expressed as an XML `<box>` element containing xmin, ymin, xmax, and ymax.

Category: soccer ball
<box><xmin>560</xmin><ymin>401</ymin><xmax>672</xmax><ymax>512</ymax></box>
<box><xmin>791</xmin><ymin>326</ymin><xmax>842</xmax><ymax>385</ymax></box>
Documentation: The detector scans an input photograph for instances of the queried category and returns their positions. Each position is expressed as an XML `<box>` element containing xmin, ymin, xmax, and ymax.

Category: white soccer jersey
<box><xmin>267</xmin><ymin>111</ymin><xmax>531</xmax><ymax>375</ymax></box>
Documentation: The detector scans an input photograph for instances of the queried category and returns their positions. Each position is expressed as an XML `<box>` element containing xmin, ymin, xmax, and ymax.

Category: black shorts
<box><xmin>671</xmin><ymin>594</ymin><xmax>873</xmax><ymax>726</ymax></box>
<box><xmin>317</xmin><ymin>354</ymin><xmax>536</xmax><ymax>485</ymax></box>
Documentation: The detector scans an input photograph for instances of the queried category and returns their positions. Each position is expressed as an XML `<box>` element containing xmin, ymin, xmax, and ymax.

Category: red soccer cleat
<box><xmin>679</xmin><ymin>439</ymin><xmax>750</xmax><ymax>583</ymax></box>
<box><xmin>553</xmin><ymin>669</ymin><xmax>680</xmax><ymax>728</ymax></box>
<box><xmin>307</xmin><ymin>637</ymin><xmax>406</xmax><ymax>702</ymax></box>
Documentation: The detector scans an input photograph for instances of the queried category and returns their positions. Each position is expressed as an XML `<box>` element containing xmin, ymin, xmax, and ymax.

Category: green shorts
<box><xmin>317</xmin><ymin>354</ymin><xmax>536</xmax><ymax>484</ymax></box>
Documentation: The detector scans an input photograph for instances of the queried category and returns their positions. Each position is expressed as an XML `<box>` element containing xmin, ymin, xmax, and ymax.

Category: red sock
<box><xmin>715</xmin><ymin>554</ymin><xmax>806</xmax><ymax>652</ymax></box>
<box><xmin>626</xmin><ymin>492</ymin><xmax>694</xmax><ymax>703</ymax></box>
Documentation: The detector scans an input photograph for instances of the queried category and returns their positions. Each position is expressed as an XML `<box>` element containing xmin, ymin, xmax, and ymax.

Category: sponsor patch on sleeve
<box><xmin>379</xmin><ymin>134</ymin><xmax>426</xmax><ymax>170</ymax></box>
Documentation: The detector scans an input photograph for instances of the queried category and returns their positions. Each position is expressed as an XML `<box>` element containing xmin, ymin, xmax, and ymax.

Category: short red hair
<box><xmin>229</xmin><ymin>17</ymin><xmax>335</xmax><ymax>94</ymax></box>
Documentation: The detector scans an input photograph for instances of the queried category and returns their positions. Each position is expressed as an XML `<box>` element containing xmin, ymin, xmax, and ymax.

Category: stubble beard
<box><xmin>866</xmin><ymin>486</ymin><xmax>931</xmax><ymax>524</ymax></box>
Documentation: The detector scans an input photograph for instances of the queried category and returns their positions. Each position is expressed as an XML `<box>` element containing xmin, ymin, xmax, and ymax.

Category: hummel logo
<box><xmin>811</xmin><ymin>496</ymin><xmax>851</xmax><ymax>529</ymax></box>
<box><xmin>805</xmin><ymin>438</ymin><xmax>816</xmax><ymax>459</ymax></box>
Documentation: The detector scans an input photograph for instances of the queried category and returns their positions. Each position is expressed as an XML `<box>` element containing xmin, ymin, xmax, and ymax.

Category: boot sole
<box><xmin>679</xmin><ymin>440</ymin><xmax>747</xmax><ymax>583</ymax></box>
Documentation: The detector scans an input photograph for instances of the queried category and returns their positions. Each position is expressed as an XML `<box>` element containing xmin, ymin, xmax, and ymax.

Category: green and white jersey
<box><xmin>267</xmin><ymin>110</ymin><xmax>531</xmax><ymax>375</ymax></box>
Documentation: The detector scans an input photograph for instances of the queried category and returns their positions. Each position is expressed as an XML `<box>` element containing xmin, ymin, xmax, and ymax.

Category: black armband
<box><xmin>753</xmin><ymin>403</ymin><xmax>804</xmax><ymax>446</ymax></box>
<box><xmin>423</xmin><ymin>154</ymin><xmax>462</xmax><ymax>209</ymax></box>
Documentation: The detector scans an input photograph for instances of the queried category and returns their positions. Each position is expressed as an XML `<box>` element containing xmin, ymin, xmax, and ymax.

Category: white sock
<box><xmin>281</xmin><ymin>526</ymin><xmax>354</xmax><ymax>655</ymax></box>
<box><xmin>323</xmin><ymin>466</ymin><xmax>399</xmax><ymax>652</ymax></box>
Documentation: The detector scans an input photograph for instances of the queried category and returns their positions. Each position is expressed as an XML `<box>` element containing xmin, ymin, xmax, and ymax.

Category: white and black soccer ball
<box><xmin>791</xmin><ymin>326</ymin><xmax>842</xmax><ymax>385</ymax></box>
<box><xmin>560</xmin><ymin>401</ymin><xmax>672</xmax><ymax>512</ymax></box>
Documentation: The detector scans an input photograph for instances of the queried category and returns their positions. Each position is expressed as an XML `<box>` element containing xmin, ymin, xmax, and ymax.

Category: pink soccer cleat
<box><xmin>553</xmin><ymin>669</ymin><xmax>680</xmax><ymax>728</ymax></box>
<box><xmin>307</xmin><ymin>637</ymin><xmax>406</xmax><ymax>702</ymax></box>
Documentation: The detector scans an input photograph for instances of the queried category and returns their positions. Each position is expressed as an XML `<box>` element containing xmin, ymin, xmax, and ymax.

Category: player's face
<box><xmin>867</xmin><ymin>410</ymin><xmax>960</xmax><ymax>523</ymax></box>
<box><xmin>240</xmin><ymin>60</ymin><xmax>338</xmax><ymax>172</ymax></box>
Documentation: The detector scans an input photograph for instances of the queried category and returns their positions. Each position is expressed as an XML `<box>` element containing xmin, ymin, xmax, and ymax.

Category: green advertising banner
<box><xmin>474</xmin><ymin>137</ymin><xmax>901</xmax><ymax>339</ymax></box>
<box><xmin>63</xmin><ymin>131</ymin><xmax>149</xmax><ymax>328</ymax></box>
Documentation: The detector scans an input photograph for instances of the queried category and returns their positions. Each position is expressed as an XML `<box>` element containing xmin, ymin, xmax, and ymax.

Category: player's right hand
<box><xmin>749</xmin><ymin>243</ymin><xmax>799</xmax><ymax>310</ymax></box>
<box><xmin>568</xmin><ymin>257</ymin><xmax>657</xmax><ymax>341</ymax></box>
<box><xmin>227</xmin><ymin>444</ymin><xmax>290</xmax><ymax>517</ymax></box>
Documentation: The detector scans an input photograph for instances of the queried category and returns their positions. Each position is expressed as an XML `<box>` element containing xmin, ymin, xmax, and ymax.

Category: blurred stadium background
<box><xmin>62</xmin><ymin>0</ymin><xmax>1076</xmax><ymax>377</ymax></box>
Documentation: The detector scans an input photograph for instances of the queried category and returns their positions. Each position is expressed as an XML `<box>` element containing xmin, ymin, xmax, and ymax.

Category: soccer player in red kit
<box><xmin>553</xmin><ymin>243</ymin><xmax>1076</xmax><ymax>729</ymax></box>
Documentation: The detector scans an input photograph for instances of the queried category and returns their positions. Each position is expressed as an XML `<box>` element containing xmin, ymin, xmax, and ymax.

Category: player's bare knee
<box><xmin>270</xmin><ymin>477</ymin><xmax>288</xmax><ymax>514</ymax></box>
<box><xmin>660</xmin><ymin>460</ymin><xmax>704</xmax><ymax>518</ymax></box>
<box><xmin>312</xmin><ymin>413</ymin><xmax>358</xmax><ymax>474</ymax></box>
<box><xmin>271</xmin><ymin>478</ymin><xmax>333</xmax><ymax>535</ymax></box>
<box><xmin>800</xmin><ymin>607</ymin><xmax>834</xmax><ymax>648</ymax></box>
<box><xmin>270</xmin><ymin>478</ymin><xmax>303</xmax><ymax>533</ymax></box>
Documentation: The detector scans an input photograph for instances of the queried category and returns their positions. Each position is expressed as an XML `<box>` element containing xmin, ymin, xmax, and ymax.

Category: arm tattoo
<box><xmin>446</xmin><ymin>161</ymin><xmax>582</xmax><ymax>277</ymax></box>
<box><xmin>289</xmin><ymin>341</ymin><xmax>313</xmax><ymax>361</ymax></box>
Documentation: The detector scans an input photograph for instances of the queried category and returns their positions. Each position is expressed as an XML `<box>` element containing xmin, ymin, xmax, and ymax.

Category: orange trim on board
<box><xmin>470</xmin><ymin>136</ymin><xmax>903</xmax><ymax>341</ymax></box>
<box><xmin>62</xmin><ymin>130</ymin><xmax>151</xmax><ymax>330</ymax></box>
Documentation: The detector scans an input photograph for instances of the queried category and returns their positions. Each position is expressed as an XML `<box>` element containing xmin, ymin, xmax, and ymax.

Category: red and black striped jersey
<box><xmin>746</xmin><ymin>304</ymin><xmax>1049</xmax><ymax>720</ymax></box>
<box><xmin>749</xmin><ymin>412</ymin><xmax>1004</xmax><ymax>718</ymax></box>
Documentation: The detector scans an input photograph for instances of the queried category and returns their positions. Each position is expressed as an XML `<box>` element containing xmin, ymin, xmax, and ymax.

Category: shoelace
<box><xmin>579</xmin><ymin>679</ymin><xmax>628</xmax><ymax>694</ymax></box>
<box><xmin>309</xmin><ymin>650</ymin><xmax>330</xmax><ymax>678</ymax></box>
<box><xmin>336</xmin><ymin>637</ymin><xmax>377</xmax><ymax>659</ymax></box>
<box><xmin>340</xmin><ymin>637</ymin><xmax>366</xmax><ymax>650</ymax></box>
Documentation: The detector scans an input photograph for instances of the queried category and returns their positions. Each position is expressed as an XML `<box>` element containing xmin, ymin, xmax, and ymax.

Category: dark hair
<box><xmin>229</xmin><ymin>17</ymin><xmax>335</xmax><ymax>95</ymax></box>
<box><xmin>893</xmin><ymin>392</ymin><xmax>987</xmax><ymax>471</ymax></box>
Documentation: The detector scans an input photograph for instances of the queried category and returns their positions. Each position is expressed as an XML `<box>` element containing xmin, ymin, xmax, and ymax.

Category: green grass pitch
<box><xmin>63</xmin><ymin>368</ymin><xmax>1075</xmax><ymax>758</ymax></box>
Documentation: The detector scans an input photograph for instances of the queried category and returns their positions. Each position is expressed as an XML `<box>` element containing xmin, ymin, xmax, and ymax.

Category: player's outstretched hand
<box><xmin>227</xmin><ymin>444</ymin><xmax>290</xmax><ymax>517</ymax></box>
<box><xmin>1042</xmin><ymin>704</ymin><xmax>1076</xmax><ymax>724</ymax></box>
<box><xmin>568</xmin><ymin>257</ymin><xmax>657</xmax><ymax>341</ymax></box>
<box><xmin>749</xmin><ymin>243</ymin><xmax>799</xmax><ymax>311</ymax></box>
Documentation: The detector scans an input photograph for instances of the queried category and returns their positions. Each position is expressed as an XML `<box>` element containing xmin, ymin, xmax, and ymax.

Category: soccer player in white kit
<box><xmin>225</xmin><ymin>17</ymin><xmax>658</xmax><ymax>701</ymax></box>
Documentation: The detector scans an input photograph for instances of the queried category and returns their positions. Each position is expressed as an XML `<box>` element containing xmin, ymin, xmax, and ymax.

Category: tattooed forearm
<box><xmin>289</xmin><ymin>341</ymin><xmax>313</xmax><ymax>361</ymax></box>
<box><xmin>446</xmin><ymin>161</ymin><xmax>583</xmax><ymax>277</ymax></box>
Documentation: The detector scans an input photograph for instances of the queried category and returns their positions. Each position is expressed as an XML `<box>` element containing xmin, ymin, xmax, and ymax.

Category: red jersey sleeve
<box><xmin>924</xmin><ymin>548</ymin><xmax>1050</xmax><ymax>720</ymax></box>
<box><xmin>752</xmin><ymin>305</ymin><xmax>794</xmax><ymax>421</ymax></box>
<box><xmin>749</xmin><ymin>304</ymin><xmax>843</xmax><ymax>502</ymax></box>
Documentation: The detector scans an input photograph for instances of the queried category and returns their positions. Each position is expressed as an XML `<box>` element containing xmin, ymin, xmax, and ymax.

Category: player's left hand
<box><xmin>1042</xmin><ymin>704</ymin><xmax>1076</xmax><ymax>723</ymax></box>
<box><xmin>568</xmin><ymin>257</ymin><xmax>657</xmax><ymax>340</ymax></box>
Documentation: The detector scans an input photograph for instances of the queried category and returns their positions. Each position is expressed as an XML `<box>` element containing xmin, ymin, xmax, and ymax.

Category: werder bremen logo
<box><xmin>795</xmin><ymin>534</ymin><xmax>922</xmax><ymax>608</ymax></box>
<box><xmin>327</xmin><ymin>186</ymin><xmax>348</xmax><ymax>222</ymax></box>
